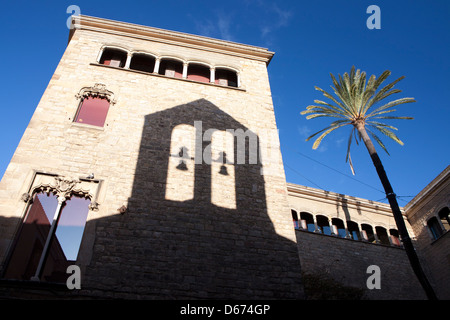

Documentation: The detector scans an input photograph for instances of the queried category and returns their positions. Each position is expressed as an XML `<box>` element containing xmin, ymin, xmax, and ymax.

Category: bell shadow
<box><xmin>93</xmin><ymin>98</ymin><xmax>304</xmax><ymax>299</ymax></box>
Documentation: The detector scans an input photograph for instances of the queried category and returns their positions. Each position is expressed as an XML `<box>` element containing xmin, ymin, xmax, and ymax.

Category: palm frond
<box><xmin>366</xmin><ymin>97</ymin><xmax>416</xmax><ymax>118</ymax></box>
<box><xmin>366</xmin><ymin>127</ymin><xmax>390</xmax><ymax>155</ymax></box>
<box><xmin>367</xmin><ymin>121</ymin><xmax>398</xmax><ymax>131</ymax></box>
<box><xmin>345</xmin><ymin>127</ymin><xmax>355</xmax><ymax>163</ymax></box>
<box><xmin>364</xmin><ymin>75</ymin><xmax>406</xmax><ymax>113</ymax></box>
<box><xmin>306</xmin><ymin>122</ymin><xmax>350</xmax><ymax>149</ymax></box>
<box><xmin>315</xmin><ymin>86</ymin><xmax>353</xmax><ymax>116</ymax></box>
<box><xmin>372</xmin><ymin>116</ymin><xmax>414</xmax><ymax>120</ymax></box>
<box><xmin>372</xmin><ymin>125</ymin><xmax>405</xmax><ymax>146</ymax></box>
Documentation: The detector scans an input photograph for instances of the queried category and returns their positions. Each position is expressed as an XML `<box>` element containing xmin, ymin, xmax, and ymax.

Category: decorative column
<box><xmin>210</xmin><ymin>67</ymin><xmax>215</xmax><ymax>84</ymax></box>
<box><xmin>182</xmin><ymin>62</ymin><xmax>188</xmax><ymax>79</ymax></box>
<box><xmin>313</xmin><ymin>218</ymin><xmax>321</xmax><ymax>233</ymax></box>
<box><xmin>125</xmin><ymin>52</ymin><xmax>132</xmax><ymax>69</ymax></box>
<box><xmin>96</xmin><ymin>47</ymin><xmax>105</xmax><ymax>63</ymax></box>
<box><xmin>153</xmin><ymin>58</ymin><xmax>160</xmax><ymax>74</ymax></box>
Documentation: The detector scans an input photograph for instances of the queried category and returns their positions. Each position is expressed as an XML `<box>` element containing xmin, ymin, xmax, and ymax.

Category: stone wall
<box><xmin>404</xmin><ymin>166</ymin><xmax>450</xmax><ymax>299</ymax></box>
<box><xmin>295</xmin><ymin>229</ymin><xmax>427</xmax><ymax>300</ymax></box>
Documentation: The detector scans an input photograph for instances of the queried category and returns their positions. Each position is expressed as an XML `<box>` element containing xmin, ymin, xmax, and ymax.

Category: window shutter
<box><xmin>75</xmin><ymin>97</ymin><xmax>110</xmax><ymax>127</ymax></box>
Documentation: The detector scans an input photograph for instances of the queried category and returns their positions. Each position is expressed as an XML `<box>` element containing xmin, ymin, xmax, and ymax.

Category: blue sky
<box><xmin>0</xmin><ymin>0</ymin><xmax>448</xmax><ymax>206</ymax></box>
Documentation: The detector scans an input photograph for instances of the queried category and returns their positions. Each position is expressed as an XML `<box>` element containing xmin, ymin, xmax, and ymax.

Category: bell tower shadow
<box><xmin>102</xmin><ymin>98</ymin><xmax>303</xmax><ymax>299</ymax></box>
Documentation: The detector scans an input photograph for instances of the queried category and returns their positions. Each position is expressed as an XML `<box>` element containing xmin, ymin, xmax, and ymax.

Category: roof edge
<box><xmin>70</xmin><ymin>15</ymin><xmax>275</xmax><ymax>65</ymax></box>
<box><xmin>286</xmin><ymin>182</ymin><xmax>397</xmax><ymax>215</ymax></box>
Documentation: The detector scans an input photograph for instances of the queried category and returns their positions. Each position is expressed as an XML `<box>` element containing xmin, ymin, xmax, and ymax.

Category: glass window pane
<box><xmin>4</xmin><ymin>192</ymin><xmax>58</xmax><ymax>280</ymax></box>
<box><xmin>41</xmin><ymin>195</ymin><xmax>90</xmax><ymax>282</ymax></box>
<box><xmin>75</xmin><ymin>97</ymin><xmax>110</xmax><ymax>127</ymax></box>
<box><xmin>56</xmin><ymin>196</ymin><xmax>90</xmax><ymax>261</ymax></box>
<box><xmin>428</xmin><ymin>218</ymin><xmax>443</xmax><ymax>240</ymax></box>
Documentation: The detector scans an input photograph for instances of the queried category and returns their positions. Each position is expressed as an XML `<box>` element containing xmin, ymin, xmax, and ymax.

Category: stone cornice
<box><xmin>70</xmin><ymin>15</ymin><xmax>274</xmax><ymax>65</ymax></box>
<box><xmin>286</xmin><ymin>182</ymin><xmax>399</xmax><ymax>216</ymax></box>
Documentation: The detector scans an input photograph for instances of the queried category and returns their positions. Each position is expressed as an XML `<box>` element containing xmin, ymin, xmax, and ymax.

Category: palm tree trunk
<box><xmin>355</xmin><ymin>122</ymin><xmax>437</xmax><ymax>300</ymax></box>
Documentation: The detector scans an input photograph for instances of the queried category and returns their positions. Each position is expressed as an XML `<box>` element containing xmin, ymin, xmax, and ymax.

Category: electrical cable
<box><xmin>283</xmin><ymin>146</ymin><xmax>385</xmax><ymax>195</ymax></box>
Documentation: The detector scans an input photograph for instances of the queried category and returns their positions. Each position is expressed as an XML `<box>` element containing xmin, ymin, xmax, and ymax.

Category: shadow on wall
<box><xmin>83</xmin><ymin>99</ymin><xmax>304</xmax><ymax>299</ymax></box>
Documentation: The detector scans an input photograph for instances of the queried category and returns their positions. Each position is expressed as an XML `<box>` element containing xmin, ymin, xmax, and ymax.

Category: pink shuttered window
<box><xmin>74</xmin><ymin>97</ymin><xmax>110</xmax><ymax>127</ymax></box>
<box><xmin>187</xmin><ymin>64</ymin><xmax>210</xmax><ymax>83</ymax></box>
<box><xmin>159</xmin><ymin>59</ymin><xmax>183</xmax><ymax>79</ymax></box>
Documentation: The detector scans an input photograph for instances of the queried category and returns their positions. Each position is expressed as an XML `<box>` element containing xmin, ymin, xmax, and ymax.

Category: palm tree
<box><xmin>300</xmin><ymin>66</ymin><xmax>437</xmax><ymax>300</ymax></box>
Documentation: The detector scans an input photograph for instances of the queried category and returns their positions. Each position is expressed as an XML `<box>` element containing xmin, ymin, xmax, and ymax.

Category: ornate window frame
<box><xmin>75</xmin><ymin>83</ymin><xmax>116</xmax><ymax>105</ymax></box>
<box><xmin>13</xmin><ymin>172</ymin><xmax>101</xmax><ymax>281</ymax></box>
<box><xmin>72</xmin><ymin>83</ymin><xmax>116</xmax><ymax>128</ymax></box>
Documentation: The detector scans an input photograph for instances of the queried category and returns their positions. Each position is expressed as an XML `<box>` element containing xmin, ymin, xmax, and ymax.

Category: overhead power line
<box><xmin>283</xmin><ymin>146</ymin><xmax>385</xmax><ymax>195</ymax></box>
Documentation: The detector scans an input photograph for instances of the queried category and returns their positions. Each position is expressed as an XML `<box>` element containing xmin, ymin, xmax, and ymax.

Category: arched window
<box><xmin>4</xmin><ymin>191</ymin><xmax>91</xmax><ymax>282</ymax></box>
<box><xmin>316</xmin><ymin>215</ymin><xmax>331</xmax><ymax>235</ymax></box>
<box><xmin>210</xmin><ymin>130</ymin><xmax>236</xmax><ymax>209</ymax></box>
<box><xmin>74</xmin><ymin>83</ymin><xmax>115</xmax><ymax>127</ymax></box>
<box><xmin>165</xmin><ymin>124</ymin><xmax>196</xmax><ymax>202</ymax></box>
<box><xmin>99</xmin><ymin>47</ymin><xmax>127</xmax><ymax>68</ymax></box>
<box><xmin>187</xmin><ymin>63</ymin><xmax>210</xmax><ymax>83</ymax></box>
<box><xmin>215</xmin><ymin>68</ymin><xmax>238</xmax><ymax>87</ymax></box>
<box><xmin>438</xmin><ymin>207</ymin><xmax>450</xmax><ymax>232</ymax></box>
<box><xmin>291</xmin><ymin>210</ymin><xmax>299</xmax><ymax>229</ymax></box>
<box><xmin>332</xmin><ymin>218</ymin><xmax>346</xmax><ymax>238</ymax></box>
<box><xmin>389</xmin><ymin>229</ymin><xmax>401</xmax><ymax>246</ymax></box>
<box><xmin>300</xmin><ymin>212</ymin><xmax>315</xmax><ymax>232</ymax></box>
<box><xmin>159</xmin><ymin>58</ymin><xmax>183</xmax><ymax>78</ymax></box>
<box><xmin>376</xmin><ymin>226</ymin><xmax>390</xmax><ymax>245</ymax></box>
<box><xmin>427</xmin><ymin>217</ymin><xmax>443</xmax><ymax>240</ymax></box>
<box><xmin>129</xmin><ymin>53</ymin><xmax>156</xmax><ymax>73</ymax></box>
<box><xmin>361</xmin><ymin>224</ymin><xmax>376</xmax><ymax>243</ymax></box>
<box><xmin>347</xmin><ymin>221</ymin><xmax>360</xmax><ymax>240</ymax></box>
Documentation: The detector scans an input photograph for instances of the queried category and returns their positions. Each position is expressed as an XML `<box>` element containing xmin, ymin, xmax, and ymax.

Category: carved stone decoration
<box><xmin>89</xmin><ymin>201</ymin><xmax>100</xmax><ymax>211</ymax></box>
<box><xmin>75</xmin><ymin>83</ymin><xmax>116</xmax><ymax>105</ymax></box>
<box><xmin>118</xmin><ymin>205</ymin><xmax>127</xmax><ymax>214</ymax></box>
<box><xmin>31</xmin><ymin>175</ymin><xmax>91</xmax><ymax>201</ymax></box>
<box><xmin>21</xmin><ymin>193</ymin><xmax>31</xmax><ymax>203</ymax></box>
<box><xmin>54</xmin><ymin>177</ymin><xmax>80</xmax><ymax>197</ymax></box>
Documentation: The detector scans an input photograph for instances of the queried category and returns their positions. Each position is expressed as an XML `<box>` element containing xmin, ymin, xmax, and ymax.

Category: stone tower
<box><xmin>0</xmin><ymin>15</ymin><xmax>304</xmax><ymax>299</ymax></box>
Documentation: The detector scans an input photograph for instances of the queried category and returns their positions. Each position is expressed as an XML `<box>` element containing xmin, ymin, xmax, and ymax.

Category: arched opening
<box><xmin>291</xmin><ymin>210</ymin><xmax>299</xmax><ymax>229</ymax></box>
<box><xmin>438</xmin><ymin>207</ymin><xmax>450</xmax><ymax>232</ymax></box>
<box><xmin>99</xmin><ymin>47</ymin><xmax>127</xmax><ymax>68</ymax></box>
<box><xmin>300</xmin><ymin>212</ymin><xmax>315</xmax><ymax>232</ymax></box>
<box><xmin>129</xmin><ymin>53</ymin><xmax>156</xmax><ymax>73</ymax></box>
<box><xmin>361</xmin><ymin>224</ymin><xmax>376</xmax><ymax>243</ymax></box>
<box><xmin>316</xmin><ymin>215</ymin><xmax>331</xmax><ymax>235</ymax></box>
<box><xmin>347</xmin><ymin>221</ymin><xmax>360</xmax><ymax>240</ymax></box>
<box><xmin>215</xmin><ymin>68</ymin><xmax>238</xmax><ymax>87</ymax></box>
<box><xmin>375</xmin><ymin>226</ymin><xmax>390</xmax><ymax>245</ymax></box>
<box><xmin>331</xmin><ymin>218</ymin><xmax>346</xmax><ymax>238</ymax></box>
<box><xmin>389</xmin><ymin>229</ymin><xmax>401</xmax><ymax>246</ymax></box>
<box><xmin>427</xmin><ymin>217</ymin><xmax>443</xmax><ymax>240</ymax></box>
<box><xmin>159</xmin><ymin>58</ymin><xmax>183</xmax><ymax>78</ymax></box>
<box><xmin>187</xmin><ymin>63</ymin><xmax>210</xmax><ymax>83</ymax></box>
